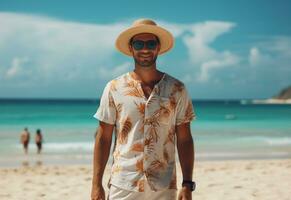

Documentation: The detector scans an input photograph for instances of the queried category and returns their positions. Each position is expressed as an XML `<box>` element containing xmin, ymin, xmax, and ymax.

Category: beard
<box><xmin>134</xmin><ymin>53</ymin><xmax>158</xmax><ymax>67</ymax></box>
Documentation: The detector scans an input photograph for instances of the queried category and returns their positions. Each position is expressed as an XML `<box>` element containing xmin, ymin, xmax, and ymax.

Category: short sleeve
<box><xmin>93</xmin><ymin>83</ymin><xmax>116</xmax><ymax>125</ymax></box>
<box><xmin>175</xmin><ymin>86</ymin><xmax>196</xmax><ymax>125</ymax></box>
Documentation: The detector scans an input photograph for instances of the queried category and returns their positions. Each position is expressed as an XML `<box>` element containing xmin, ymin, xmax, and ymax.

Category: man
<box><xmin>91</xmin><ymin>19</ymin><xmax>196</xmax><ymax>200</ymax></box>
<box><xmin>35</xmin><ymin>129</ymin><xmax>43</xmax><ymax>154</ymax></box>
<box><xmin>20</xmin><ymin>127</ymin><xmax>30</xmax><ymax>154</ymax></box>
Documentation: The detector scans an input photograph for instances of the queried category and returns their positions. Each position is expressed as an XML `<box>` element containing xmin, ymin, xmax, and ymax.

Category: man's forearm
<box><xmin>177</xmin><ymin>135</ymin><xmax>194</xmax><ymax>180</ymax></box>
<box><xmin>92</xmin><ymin>127</ymin><xmax>112</xmax><ymax>186</ymax></box>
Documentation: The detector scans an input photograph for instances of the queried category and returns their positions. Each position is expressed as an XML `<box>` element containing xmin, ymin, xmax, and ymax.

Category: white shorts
<box><xmin>108</xmin><ymin>180</ymin><xmax>177</xmax><ymax>200</ymax></box>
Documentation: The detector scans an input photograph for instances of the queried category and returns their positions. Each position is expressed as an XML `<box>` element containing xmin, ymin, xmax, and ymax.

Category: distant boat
<box><xmin>240</xmin><ymin>99</ymin><xmax>250</xmax><ymax>105</ymax></box>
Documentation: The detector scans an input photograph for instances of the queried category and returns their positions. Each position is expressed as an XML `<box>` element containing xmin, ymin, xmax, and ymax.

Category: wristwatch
<box><xmin>182</xmin><ymin>180</ymin><xmax>196</xmax><ymax>191</ymax></box>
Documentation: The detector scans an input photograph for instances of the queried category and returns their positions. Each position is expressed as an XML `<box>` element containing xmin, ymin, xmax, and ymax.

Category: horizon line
<box><xmin>0</xmin><ymin>97</ymin><xmax>262</xmax><ymax>101</ymax></box>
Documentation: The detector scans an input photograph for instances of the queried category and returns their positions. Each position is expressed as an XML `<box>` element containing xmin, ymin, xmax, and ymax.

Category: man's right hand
<box><xmin>91</xmin><ymin>185</ymin><xmax>105</xmax><ymax>200</ymax></box>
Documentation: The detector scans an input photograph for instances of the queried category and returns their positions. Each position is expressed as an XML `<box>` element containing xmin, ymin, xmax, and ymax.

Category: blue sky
<box><xmin>0</xmin><ymin>0</ymin><xmax>290</xmax><ymax>99</ymax></box>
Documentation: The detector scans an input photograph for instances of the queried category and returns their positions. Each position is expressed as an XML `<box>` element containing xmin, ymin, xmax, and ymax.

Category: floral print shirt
<box><xmin>94</xmin><ymin>72</ymin><xmax>196</xmax><ymax>192</ymax></box>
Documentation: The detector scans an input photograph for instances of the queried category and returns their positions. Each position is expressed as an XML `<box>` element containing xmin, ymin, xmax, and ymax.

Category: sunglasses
<box><xmin>131</xmin><ymin>40</ymin><xmax>158</xmax><ymax>50</ymax></box>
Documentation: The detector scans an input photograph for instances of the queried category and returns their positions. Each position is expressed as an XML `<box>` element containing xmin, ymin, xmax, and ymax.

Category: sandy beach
<box><xmin>0</xmin><ymin>159</ymin><xmax>290</xmax><ymax>200</ymax></box>
<box><xmin>252</xmin><ymin>99</ymin><xmax>291</xmax><ymax>104</ymax></box>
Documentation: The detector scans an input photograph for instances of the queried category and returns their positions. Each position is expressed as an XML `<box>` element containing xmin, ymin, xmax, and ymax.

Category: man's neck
<box><xmin>133</xmin><ymin>63</ymin><xmax>163</xmax><ymax>84</ymax></box>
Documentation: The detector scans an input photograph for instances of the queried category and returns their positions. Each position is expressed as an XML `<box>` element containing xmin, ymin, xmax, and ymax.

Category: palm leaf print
<box><xmin>135</xmin><ymin>159</ymin><xmax>144</xmax><ymax>173</ymax></box>
<box><xmin>117</xmin><ymin>117</ymin><xmax>132</xmax><ymax>144</ymax></box>
<box><xmin>146</xmin><ymin>95</ymin><xmax>158</xmax><ymax>107</ymax></box>
<box><xmin>145</xmin><ymin>169</ymin><xmax>159</xmax><ymax>179</ymax></box>
<box><xmin>163</xmin><ymin>148</ymin><xmax>170</xmax><ymax>164</ymax></box>
<box><xmin>125</xmin><ymin>88</ymin><xmax>144</xmax><ymax>98</ymax></box>
<box><xmin>144</xmin><ymin>116</ymin><xmax>160</xmax><ymax>142</ymax></box>
<box><xmin>115</xmin><ymin>103</ymin><xmax>123</xmax><ymax>120</ymax></box>
<box><xmin>110</xmin><ymin>79</ymin><xmax>118</xmax><ymax>91</ymax></box>
<box><xmin>170</xmin><ymin>81</ymin><xmax>184</xmax><ymax>96</ymax></box>
<box><xmin>108</xmin><ymin>94</ymin><xmax>115</xmax><ymax>108</ymax></box>
<box><xmin>125</xmin><ymin>79</ymin><xmax>136</xmax><ymax>88</ymax></box>
<box><xmin>135</xmin><ymin>102</ymin><xmax>145</xmax><ymax>116</ymax></box>
<box><xmin>132</xmin><ymin>179</ymin><xmax>145</xmax><ymax>192</ymax></box>
<box><xmin>132</xmin><ymin>180</ymin><xmax>138</xmax><ymax>187</ymax></box>
<box><xmin>168</xmin><ymin>176</ymin><xmax>177</xmax><ymax>189</ymax></box>
<box><xmin>149</xmin><ymin>125</ymin><xmax>159</xmax><ymax>142</ymax></box>
<box><xmin>154</xmin><ymin>86</ymin><xmax>160</xmax><ymax>96</ymax></box>
<box><xmin>130</xmin><ymin>142</ymin><xmax>144</xmax><ymax>152</ymax></box>
<box><xmin>124</xmin><ymin>80</ymin><xmax>144</xmax><ymax>97</ymax></box>
<box><xmin>135</xmin><ymin>102</ymin><xmax>146</xmax><ymax>133</ymax></box>
<box><xmin>184</xmin><ymin>100</ymin><xmax>195</xmax><ymax>122</ymax></box>
<box><xmin>149</xmin><ymin>158</ymin><xmax>167</xmax><ymax>171</ymax></box>
<box><xmin>144</xmin><ymin>137</ymin><xmax>155</xmax><ymax>154</ymax></box>
<box><xmin>138</xmin><ymin>119</ymin><xmax>145</xmax><ymax>133</ymax></box>
<box><xmin>137</xmin><ymin>179</ymin><xmax>144</xmax><ymax>192</ymax></box>
<box><xmin>164</xmin><ymin>126</ymin><xmax>175</xmax><ymax>145</ymax></box>
<box><xmin>169</xmin><ymin>96</ymin><xmax>177</xmax><ymax>111</ymax></box>
<box><xmin>153</xmin><ymin>103</ymin><xmax>171</xmax><ymax>121</ymax></box>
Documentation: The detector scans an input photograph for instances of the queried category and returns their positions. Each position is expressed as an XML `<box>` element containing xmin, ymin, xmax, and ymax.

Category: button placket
<box><xmin>143</xmin><ymin>96</ymin><xmax>149</xmax><ymax>176</ymax></box>
<box><xmin>143</xmin><ymin>91</ymin><xmax>159</xmax><ymax>176</ymax></box>
<box><xmin>143</xmin><ymin>98</ymin><xmax>148</xmax><ymax>174</ymax></box>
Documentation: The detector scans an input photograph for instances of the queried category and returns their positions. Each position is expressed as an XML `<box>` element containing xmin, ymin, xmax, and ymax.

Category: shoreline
<box><xmin>252</xmin><ymin>98</ymin><xmax>291</xmax><ymax>104</ymax></box>
<box><xmin>1</xmin><ymin>152</ymin><xmax>290</xmax><ymax>169</ymax></box>
<box><xmin>1</xmin><ymin>158</ymin><xmax>290</xmax><ymax>199</ymax></box>
<box><xmin>1</xmin><ymin>156</ymin><xmax>291</xmax><ymax>168</ymax></box>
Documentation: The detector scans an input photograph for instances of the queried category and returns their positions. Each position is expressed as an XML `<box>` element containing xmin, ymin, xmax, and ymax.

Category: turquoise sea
<box><xmin>0</xmin><ymin>99</ymin><xmax>291</xmax><ymax>167</ymax></box>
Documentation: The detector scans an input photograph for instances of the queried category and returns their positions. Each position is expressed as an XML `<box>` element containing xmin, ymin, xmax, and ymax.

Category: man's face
<box><xmin>129</xmin><ymin>33</ymin><xmax>161</xmax><ymax>67</ymax></box>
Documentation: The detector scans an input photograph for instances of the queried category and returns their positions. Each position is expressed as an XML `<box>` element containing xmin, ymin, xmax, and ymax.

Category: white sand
<box><xmin>252</xmin><ymin>99</ymin><xmax>291</xmax><ymax>104</ymax></box>
<box><xmin>0</xmin><ymin>159</ymin><xmax>290</xmax><ymax>200</ymax></box>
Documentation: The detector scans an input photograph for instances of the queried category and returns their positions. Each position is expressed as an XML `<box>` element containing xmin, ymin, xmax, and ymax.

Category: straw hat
<box><xmin>115</xmin><ymin>19</ymin><xmax>174</xmax><ymax>56</ymax></box>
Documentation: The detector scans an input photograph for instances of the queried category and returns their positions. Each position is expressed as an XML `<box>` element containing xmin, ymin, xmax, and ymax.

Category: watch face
<box><xmin>182</xmin><ymin>181</ymin><xmax>196</xmax><ymax>191</ymax></box>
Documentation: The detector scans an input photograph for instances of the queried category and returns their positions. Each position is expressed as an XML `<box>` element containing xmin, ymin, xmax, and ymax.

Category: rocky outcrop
<box><xmin>252</xmin><ymin>85</ymin><xmax>291</xmax><ymax>104</ymax></box>
<box><xmin>273</xmin><ymin>86</ymin><xmax>291</xmax><ymax>100</ymax></box>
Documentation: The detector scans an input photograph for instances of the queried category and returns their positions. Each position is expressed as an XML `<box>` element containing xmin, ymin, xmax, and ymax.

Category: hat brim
<box><xmin>115</xmin><ymin>25</ymin><xmax>174</xmax><ymax>56</ymax></box>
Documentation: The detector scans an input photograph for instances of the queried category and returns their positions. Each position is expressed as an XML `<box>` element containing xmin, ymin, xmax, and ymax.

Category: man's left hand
<box><xmin>178</xmin><ymin>186</ymin><xmax>192</xmax><ymax>200</ymax></box>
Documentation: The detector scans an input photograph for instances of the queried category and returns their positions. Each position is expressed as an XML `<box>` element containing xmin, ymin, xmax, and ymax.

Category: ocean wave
<box><xmin>263</xmin><ymin>137</ymin><xmax>291</xmax><ymax>146</ymax></box>
<box><xmin>23</xmin><ymin>142</ymin><xmax>95</xmax><ymax>152</ymax></box>
<box><xmin>198</xmin><ymin>151</ymin><xmax>290</xmax><ymax>157</ymax></box>
<box><xmin>236</xmin><ymin>136</ymin><xmax>291</xmax><ymax>146</ymax></box>
<box><xmin>196</xmin><ymin>151</ymin><xmax>290</xmax><ymax>160</ymax></box>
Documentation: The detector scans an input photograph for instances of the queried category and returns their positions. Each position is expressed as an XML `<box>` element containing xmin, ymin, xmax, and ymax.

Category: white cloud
<box><xmin>249</xmin><ymin>47</ymin><xmax>261</xmax><ymax>66</ymax></box>
<box><xmin>0</xmin><ymin>13</ymin><xmax>241</xmax><ymax>86</ymax></box>
<box><xmin>248</xmin><ymin>36</ymin><xmax>291</xmax><ymax>68</ymax></box>
<box><xmin>265</xmin><ymin>36</ymin><xmax>291</xmax><ymax>57</ymax></box>
<box><xmin>198</xmin><ymin>51</ymin><xmax>240</xmax><ymax>82</ymax></box>
<box><xmin>0</xmin><ymin>12</ymin><xmax>129</xmax><ymax>85</ymax></box>
<box><xmin>3</xmin><ymin>13</ymin><xmax>288</xmax><ymax>99</ymax></box>
<box><xmin>248</xmin><ymin>46</ymin><xmax>273</xmax><ymax>67</ymax></box>
<box><xmin>184</xmin><ymin>21</ymin><xmax>236</xmax><ymax>63</ymax></box>
<box><xmin>158</xmin><ymin>20</ymin><xmax>241</xmax><ymax>83</ymax></box>
<box><xmin>5</xmin><ymin>57</ymin><xmax>29</xmax><ymax>78</ymax></box>
<box><xmin>181</xmin><ymin>21</ymin><xmax>240</xmax><ymax>82</ymax></box>
<box><xmin>157</xmin><ymin>21</ymin><xmax>189</xmax><ymax>38</ymax></box>
<box><xmin>98</xmin><ymin>62</ymin><xmax>131</xmax><ymax>78</ymax></box>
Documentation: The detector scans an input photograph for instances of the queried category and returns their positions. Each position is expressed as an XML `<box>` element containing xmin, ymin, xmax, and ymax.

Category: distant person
<box><xmin>20</xmin><ymin>127</ymin><xmax>30</xmax><ymax>154</ymax></box>
<box><xmin>35</xmin><ymin>129</ymin><xmax>43</xmax><ymax>154</ymax></box>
